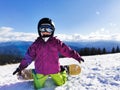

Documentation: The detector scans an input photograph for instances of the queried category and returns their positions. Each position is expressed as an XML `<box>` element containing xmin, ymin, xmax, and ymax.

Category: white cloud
<box><xmin>0</xmin><ymin>26</ymin><xmax>37</xmax><ymax>42</ymax></box>
<box><xmin>57</xmin><ymin>28</ymin><xmax>120</xmax><ymax>42</ymax></box>
<box><xmin>0</xmin><ymin>26</ymin><xmax>120</xmax><ymax>42</ymax></box>
<box><xmin>0</xmin><ymin>27</ymin><xmax>13</xmax><ymax>34</ymax></box>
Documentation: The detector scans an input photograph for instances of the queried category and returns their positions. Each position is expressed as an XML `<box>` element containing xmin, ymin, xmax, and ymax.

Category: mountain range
<box><xmin>0</xmin><ymin>40</ymin><xmax>120</xmax><ymax>56</ymax></box>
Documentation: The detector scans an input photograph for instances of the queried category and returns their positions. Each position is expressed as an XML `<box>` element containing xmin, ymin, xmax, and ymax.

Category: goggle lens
<box><xmin>39</xmin><ymin>25</ymin><xmax>53</xmax><ymax>33</ymax></box>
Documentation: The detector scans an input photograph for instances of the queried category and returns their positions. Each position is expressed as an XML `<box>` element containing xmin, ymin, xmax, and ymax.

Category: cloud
<box><xmin>83</xmin><ymin>28</ymin><xmax>120</xmax><ymax>41</ymax></box>
<box><xmin>57</xmin><ymin>28</ymin><xmax>120</xmax><ymax>42</ymax></box>
<box><xmin>0</xmin><ymin>27</ymin><xmax>13</xmax><ymax>34</ymax></box>
<box><xmin>0</xmin><ymin>26</ymin><xmax>37</xmax><ymax>42</ymax></box>
<box><xmin>0</xmin><ymin>26</ymin><xmax>120</xmax><ymax>42</ymax></box>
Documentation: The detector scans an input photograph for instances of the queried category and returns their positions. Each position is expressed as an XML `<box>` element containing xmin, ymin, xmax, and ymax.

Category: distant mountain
<box><xmin>0</xmin><ymin>40</ymin><xmax>120</xmax><ymax>56</ymax></box>
<box><xmin>0</xmin><ymin>41</ymin><xmax>32</xmax><ymax>56</ymax></box>
<box><xmin>64</xmin><ymin>40</ymin><xmax>120</xmax><ymax>52</ymax></box>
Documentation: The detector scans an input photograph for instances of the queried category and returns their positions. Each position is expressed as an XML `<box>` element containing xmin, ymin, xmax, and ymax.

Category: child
<box><xmin>13</xmin><ymin>17</ymin><xmax>84</xmax><ymax>89</ymax></box>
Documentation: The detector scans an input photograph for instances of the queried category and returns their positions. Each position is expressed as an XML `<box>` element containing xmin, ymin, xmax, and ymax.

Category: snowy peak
<box><xmin>0</xmin><ymin>41</ymin><xmax>32</xmax><ymax>56</ymax></box>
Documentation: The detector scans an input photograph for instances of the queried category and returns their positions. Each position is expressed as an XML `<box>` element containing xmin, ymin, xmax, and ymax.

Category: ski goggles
<box><xmin>39</xmin><ymin>24</ymin><xmax>54</xmax><ymax>33</ymax></box>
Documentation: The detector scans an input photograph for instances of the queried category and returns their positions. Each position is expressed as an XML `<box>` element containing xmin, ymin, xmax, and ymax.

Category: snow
<box><xmin>0</xmin><ymin>53</ymin><xmax>120</xmax><ymax>90</ymax></box>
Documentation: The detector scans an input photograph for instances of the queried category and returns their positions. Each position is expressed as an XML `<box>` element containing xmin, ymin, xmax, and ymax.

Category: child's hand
<box><xmin>13</xmin><ymin>68</ymin><xmax>21</xmax><ymax>75</ymax></box>
<box><xmin>79</xmin><ymin>58</ymin><xmax>84</xmax><ymax>63</ymax></box>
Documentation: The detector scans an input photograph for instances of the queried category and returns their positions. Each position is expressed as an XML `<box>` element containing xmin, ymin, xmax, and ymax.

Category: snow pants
<box><xmin>32</xmin><ymin>69</ymin><xmax>67</xmax><ymax>89</ymax></box>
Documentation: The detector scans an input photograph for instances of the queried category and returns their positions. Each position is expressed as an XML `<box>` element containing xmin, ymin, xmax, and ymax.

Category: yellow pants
<box><xmin>32</xmin><ymin>70</ymin><xmax>67</xmax><ymax>89</ymax></box>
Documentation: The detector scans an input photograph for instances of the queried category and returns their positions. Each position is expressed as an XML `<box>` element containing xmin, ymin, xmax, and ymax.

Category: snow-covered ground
<box><xmin>0</xmin><ymin>53</ymin><xmax>120</xmax><ymax>90</ymax></box>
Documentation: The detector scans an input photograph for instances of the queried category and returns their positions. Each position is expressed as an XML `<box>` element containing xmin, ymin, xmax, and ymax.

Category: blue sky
<box><xmin>0</xmin><ymin>0</ymin><xmax>120</xmax><ymax>41</ymax></box>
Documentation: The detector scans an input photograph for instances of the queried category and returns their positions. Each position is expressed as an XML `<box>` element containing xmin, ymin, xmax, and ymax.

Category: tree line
<box><xmin>0</xmin><ymin>46</ymin><xmax>120</xmax><ymax>65</ymax></box>
<box><xmin>0</xmin><ymin>54</ymin><xmax>22</xmax><ymax>65</ymax></box>
<box><xmin>79</xmin><ymin>46</ymin><xmax>120</xmax><ymax>56</ymax></box>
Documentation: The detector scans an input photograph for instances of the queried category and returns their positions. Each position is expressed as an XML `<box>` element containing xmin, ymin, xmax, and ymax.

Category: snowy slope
<box><xmin>0</xmin><ymin>53</ymin><xmax>120</xmax><ymax>90</ymax></box>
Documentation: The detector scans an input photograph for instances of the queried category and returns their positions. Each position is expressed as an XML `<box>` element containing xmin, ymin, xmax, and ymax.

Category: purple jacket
<box><xmin>19</xmin><ymin>36</ymin><xmax>81</xmax><ymax>75</ymax></box>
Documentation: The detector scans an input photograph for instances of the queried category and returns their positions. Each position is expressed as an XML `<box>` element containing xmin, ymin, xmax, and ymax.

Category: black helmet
<box><xmin>37</xmin><ymin>18</ymin><xmax>55</xmax><ymax>37</ymax></box>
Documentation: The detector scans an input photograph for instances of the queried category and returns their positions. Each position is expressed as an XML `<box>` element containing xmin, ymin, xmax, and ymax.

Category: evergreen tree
<box><xmin>116</xmin><ymin>46</ymin><xmax>120</xmax><ymax>53</ymax></box>
<box><xmin>102</xmin><ymin>48</ymin><xmax>106</xmax><ymax>54</ymax></box>
<box><xmin>112</xmin><ymin>47</ymin><xmax>115</xmax><ymax>53</ymax></box>
<box><xmin>97</xmin><ymin>48</ymin><xmax>102</xmax><ymax>54</ymax></box>
<box><xmin>84</xmin><ymin>47</ymin><xmax>90</xmax><ymax>55</ymax></box>
<box><xmin>91</xmin><ymin>47</ymin><xmax>96</xmax><ymax>55</ymax></box>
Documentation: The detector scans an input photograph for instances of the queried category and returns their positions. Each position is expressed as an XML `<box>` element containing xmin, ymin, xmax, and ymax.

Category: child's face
<box><xmin>41</xmin><ymin>31</ymin><xmax>52</xmax><ymax>36</ymax></box>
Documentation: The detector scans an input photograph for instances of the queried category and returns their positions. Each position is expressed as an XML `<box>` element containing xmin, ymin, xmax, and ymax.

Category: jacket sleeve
<box><xmin>19</xmin><ymin>41</ymin><xmax>37</xmax><ymax>70</ymax></box>
<box><xmin>57</xmin><ymin>39</ymin><xmax>81</xmax><ymax>62</ymax></box>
